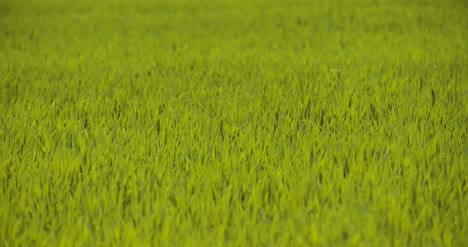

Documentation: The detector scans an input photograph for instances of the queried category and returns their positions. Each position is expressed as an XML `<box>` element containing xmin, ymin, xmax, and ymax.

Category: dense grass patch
<box><xmin>0</xmin><ymin>0</ymin><xmax>467</xmax><ymax>246</ymax></box>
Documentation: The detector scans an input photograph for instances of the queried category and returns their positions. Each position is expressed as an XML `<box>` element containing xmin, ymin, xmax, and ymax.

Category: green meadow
<box><xmin>0</xmin><ymin>0</ymin><xmax>467</xmax><ymax>246</ymax></box>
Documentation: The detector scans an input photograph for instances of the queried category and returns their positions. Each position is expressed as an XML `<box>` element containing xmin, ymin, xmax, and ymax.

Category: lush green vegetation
<box><xmin>0</xmin><ymin>0</ymin><xmax>466</xmax><ymax>246</ymax></box>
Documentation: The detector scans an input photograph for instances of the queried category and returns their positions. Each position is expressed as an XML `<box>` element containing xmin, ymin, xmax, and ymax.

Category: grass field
<box><xmin>0</xmin><ymin>0</ymin><xmax>467</xmax><ymax>246</ymax></box>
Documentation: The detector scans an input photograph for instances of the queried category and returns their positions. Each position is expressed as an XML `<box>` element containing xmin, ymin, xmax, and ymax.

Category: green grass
<box><xmin>0</xmin><ymin>0</ymin><xmax>467</xmax><ymax>246</ymax></box>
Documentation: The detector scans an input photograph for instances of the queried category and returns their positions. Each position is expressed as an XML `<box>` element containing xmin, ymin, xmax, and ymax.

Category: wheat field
<box><xmin>0</xmin><ymin>0</ymin><xmax>467</xmax><ymax>246</ymax></box>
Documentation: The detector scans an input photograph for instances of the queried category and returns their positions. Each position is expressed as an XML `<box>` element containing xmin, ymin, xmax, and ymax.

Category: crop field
<box><xmin>0</xmin><ymin>0</ymin><xmax>467</xmax><ymax>246</ymax></box>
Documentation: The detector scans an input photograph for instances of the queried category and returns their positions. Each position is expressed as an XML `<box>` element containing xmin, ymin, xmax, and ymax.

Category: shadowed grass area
<box><xmin>0</xmin><ymin>0</ymin><xmax>467</xmax><ymax>246</ymax></box>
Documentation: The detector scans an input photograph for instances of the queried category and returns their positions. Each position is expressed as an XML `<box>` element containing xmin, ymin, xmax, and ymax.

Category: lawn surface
<box><xmin>0</xmin><ymin>0</ymin><xmax>467</xmax><ymax>246</ymax></box>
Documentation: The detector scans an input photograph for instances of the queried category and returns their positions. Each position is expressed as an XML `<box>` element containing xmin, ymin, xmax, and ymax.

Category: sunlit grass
<box><xmin>0</xmin><ymin>0</ymin><xmax>467</xmax><ymax>246</ymax></box>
